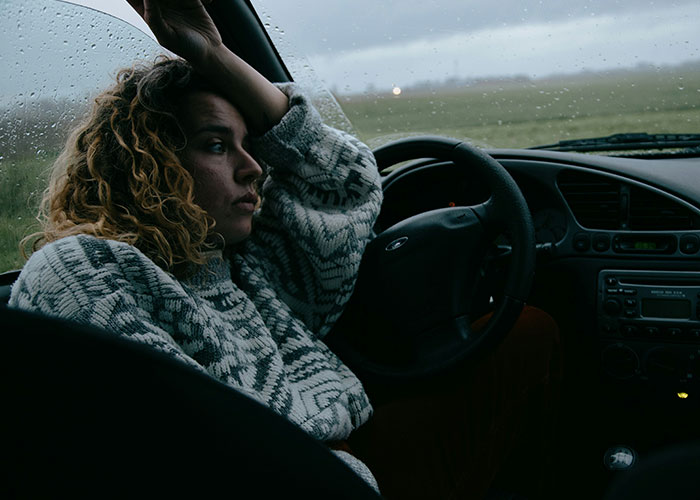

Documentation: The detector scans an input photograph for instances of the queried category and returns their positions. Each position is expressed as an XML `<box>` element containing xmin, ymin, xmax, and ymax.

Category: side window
<box><xmin>0</xmin><ymin>0</ymin><xmax>162</xmax><ymax>273</ymax></box>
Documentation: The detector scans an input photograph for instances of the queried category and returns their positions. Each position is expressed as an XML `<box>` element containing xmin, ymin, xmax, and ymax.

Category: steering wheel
<box><xmin>327</xmin><ymin>136</ymin><xmax>535</xmax><ymax>381</ymax></box>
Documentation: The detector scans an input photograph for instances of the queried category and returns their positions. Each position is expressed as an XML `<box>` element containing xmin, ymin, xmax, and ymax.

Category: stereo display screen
<box><xmin>641</xmin><ymin>298</ymin><xmax>691</xmax><ymax>319</ymax></box>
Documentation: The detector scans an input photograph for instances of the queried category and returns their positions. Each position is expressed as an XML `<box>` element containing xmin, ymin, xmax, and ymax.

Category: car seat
<box><xmin>0</xmin><ymin>305</ymin><xmax>382</xmax><ymax>499</ymax></box>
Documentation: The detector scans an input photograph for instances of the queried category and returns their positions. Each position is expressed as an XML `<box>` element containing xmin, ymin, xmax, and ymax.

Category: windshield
<box><xmin>1</xmin><ymin>0</ymin><xmax>698</xmax><ymax>274</ymax></box>
<box><xmin>252</xmin><ymin>0</ymin><xmax>700</xmax><ymax>149</ymax></box>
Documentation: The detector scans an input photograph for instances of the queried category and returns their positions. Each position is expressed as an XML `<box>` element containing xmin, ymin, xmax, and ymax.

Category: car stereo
<box><xmin>598</xmin><ymin>270</ymin><xmax>700</xmax><ymax>341</ymax></box>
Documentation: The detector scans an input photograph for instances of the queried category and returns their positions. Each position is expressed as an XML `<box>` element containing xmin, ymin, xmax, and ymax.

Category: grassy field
<box><xmin>1</xmin><ymin>67</ymin><xmax>699</xmax><ymax>273</ymax></box>
<box><xmin>0</xmin><ymin>153</ymin><xmax>53</xmax><ymax>272</ymax></box>
<box><xmin>337</xmin><ymin>67</ymin><xmax>700</xmax><ymax>148</ymax></box>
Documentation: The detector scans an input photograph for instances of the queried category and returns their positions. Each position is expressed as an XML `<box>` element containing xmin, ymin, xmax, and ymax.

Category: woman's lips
<box><xmin>233</xmin><ymin>192</ymin><xmax>259</xmax><ymax>213</ymax></box>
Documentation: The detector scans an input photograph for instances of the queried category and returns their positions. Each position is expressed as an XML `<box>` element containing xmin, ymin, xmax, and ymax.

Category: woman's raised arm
<box><xmin>127</xmin><ymin>0</ymin><xmax>288</xmax><ymax>135</ymax></box>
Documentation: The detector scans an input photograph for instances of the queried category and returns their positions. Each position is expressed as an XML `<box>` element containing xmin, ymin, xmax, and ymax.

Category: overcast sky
<box><xmin>255</xmin><ymin>0</ymin><xmax>699</xmax><ymax>52</ymax></box>
<box><xmin>2</xmin><ymin>0</ymin><xmax>699</xmax><ymax>100</ymax></box>
<box><xmin>254</xmin><ymin>0</ymin><xmax>700</xmax><ymax>92</ymax></box>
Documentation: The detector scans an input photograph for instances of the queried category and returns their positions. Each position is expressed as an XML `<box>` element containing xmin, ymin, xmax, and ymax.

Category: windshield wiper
<box><xmin>529</xmin><ymin>133</ymin><xmax>700</xmax><ymax>153</ymax></box>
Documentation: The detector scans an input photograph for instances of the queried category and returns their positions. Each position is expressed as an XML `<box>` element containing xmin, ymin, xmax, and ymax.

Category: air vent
<box><xmin>557</xmin><ymin>170</ymin><xmax>621</xmax><ymax>229</ymax></box>
<box><xmin>558</xmin><ymin>169</ymin><xmax>700</xmax><ymax>231</ymax></box>
<box><xmin>629</xmin><ymin>187</ymin><xmax>698</xmax><ymax>230</ymax></box>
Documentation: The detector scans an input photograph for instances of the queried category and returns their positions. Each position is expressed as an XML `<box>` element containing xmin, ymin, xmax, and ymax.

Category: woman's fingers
<box><xmin>139</xmin><ymin>0</ymin><xmax>171</xmax><ymax>41</ymax></box>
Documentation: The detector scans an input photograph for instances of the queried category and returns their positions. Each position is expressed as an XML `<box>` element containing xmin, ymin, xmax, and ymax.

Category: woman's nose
<box><xmin>235</xmin><ymin>151</ymin><xmax>263</xmax><ymax>185</ymax></box>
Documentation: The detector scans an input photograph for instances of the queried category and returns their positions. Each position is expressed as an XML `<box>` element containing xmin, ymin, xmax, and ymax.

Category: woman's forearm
<box><xmin>191</xmin><ymin>44</ymin><xmax>289</xmax><ymax>136</ymax></box>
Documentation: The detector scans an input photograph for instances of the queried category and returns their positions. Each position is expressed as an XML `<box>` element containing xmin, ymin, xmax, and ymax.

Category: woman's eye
<box><xmin>206</xmin><ymin>141</ymin><xmax>226</xmax><ymax>153</ymax></box>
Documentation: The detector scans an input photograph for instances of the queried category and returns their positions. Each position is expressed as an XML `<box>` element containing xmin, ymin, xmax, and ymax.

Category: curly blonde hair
<box><xmin>26</xmin><ymin>57</ymin><xmax>220</xmax><ymax>277</ymax></box>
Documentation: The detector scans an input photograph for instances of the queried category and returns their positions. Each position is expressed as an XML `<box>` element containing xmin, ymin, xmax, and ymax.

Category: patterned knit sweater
<box><xmin>9</xmin><ymin>85</ymin><xmax>383</xmax><ymax>487</ymax></box>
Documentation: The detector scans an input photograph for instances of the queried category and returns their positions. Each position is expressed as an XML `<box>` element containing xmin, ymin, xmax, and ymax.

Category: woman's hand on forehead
<box><xmin>127</xmin><ymin>0</ymin><xmax>289</xmax><ymax>136</ymax></box>
<box><xmin>126</xmin><ymin>0</ymin><xmax>221</xmax><ymax>64</ymax></box>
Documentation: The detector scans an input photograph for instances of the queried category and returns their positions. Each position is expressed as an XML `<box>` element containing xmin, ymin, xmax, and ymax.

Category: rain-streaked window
<box><xmin>0</xmin><ymin>0</ymin><xmax>162</xmax><ymax>272</ymax></box>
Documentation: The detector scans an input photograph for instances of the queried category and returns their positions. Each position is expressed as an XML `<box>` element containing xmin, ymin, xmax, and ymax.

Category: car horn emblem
<box><xmin>603</xmin><ymin>445</ymin><xmax>637</xmax><ymax>470</ymax></box>
<box><xmin>385</xmin><ymin>237</ymin><xmax>408</xmax><ymax>252</ymax></box>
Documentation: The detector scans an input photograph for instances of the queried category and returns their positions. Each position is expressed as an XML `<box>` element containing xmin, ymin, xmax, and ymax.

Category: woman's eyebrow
<box><xmin>192</xmin><ymin>124</ymin><xmax>234</xmax><ymax>136</ymax></box>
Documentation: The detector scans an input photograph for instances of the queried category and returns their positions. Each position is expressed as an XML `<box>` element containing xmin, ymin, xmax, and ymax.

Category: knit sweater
<box><xmin>9</xmin><ymin>85</ymin><xmax>383</xmax><ymax>488</ymax></box>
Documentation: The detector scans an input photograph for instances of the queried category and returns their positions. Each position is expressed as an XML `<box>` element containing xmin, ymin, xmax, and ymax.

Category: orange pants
<box><xmin>347</xmin><ymin>306</ymin><xmax>562</xmax><ymax>499</ymax></box>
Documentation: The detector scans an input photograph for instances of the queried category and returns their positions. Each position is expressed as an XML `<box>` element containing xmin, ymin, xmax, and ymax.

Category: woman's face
<box><xmin>178</xmin><ymin>91</ymin><xmax>263</xmax><ymax>246</ymax></box>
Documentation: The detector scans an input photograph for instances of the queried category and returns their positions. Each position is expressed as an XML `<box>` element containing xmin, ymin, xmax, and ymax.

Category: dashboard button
<box><xmin>680</xmin><ymin>235</ymin><xmax>700</xmax><ymax>255</ymax></box>
<box><xmin>604</xmin><ymin>299</ymin><xmax>621</xmax><ymax>315</ymax></box>
<box><xmin>621</xmin><ymin>325</ymin><xmax>638</xmax><ymax>337</ymax></box>
<box><xmin>601</xmin><ymin>323</ymin><xmax>617</xmax><ymax>335</ymax></box>
<box><xmin>666</xmin><ymin>327</ymin><xmax>682</xmax><ymax>339</ymax></box>
<box><xmin>573</xmin><ymin>233</ymin><xmax>590</xmax><ymax>252</ymax></box>
<box><xmin>593</xmin><ymin>233</ymin><xmax>611</xmax><ymax>252</ymax></box>
<box><xmin>644</xmin><ymin>326</ymin><xmax>659</xmax><ymax>338</ymax></box>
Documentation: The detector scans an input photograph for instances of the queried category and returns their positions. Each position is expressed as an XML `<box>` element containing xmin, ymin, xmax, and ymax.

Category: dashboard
<box><xmin>377</xmin><ymin>148</ymin><xmax>700</xmax><ymax>404</ymax></box>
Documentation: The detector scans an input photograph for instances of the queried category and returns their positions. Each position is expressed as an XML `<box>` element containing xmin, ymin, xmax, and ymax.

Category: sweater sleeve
<box><xmin>8</xmin><ymin>235</ymin><xmax>206</xmax><ymax>374</ymax></box>
<box><xmin>242</xmin><ymin>84</ymin><xmax>383</xmax><ymax>338</ymax></box>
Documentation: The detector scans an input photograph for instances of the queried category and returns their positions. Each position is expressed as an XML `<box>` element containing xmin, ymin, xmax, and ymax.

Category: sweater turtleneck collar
<box><xmin>185</xmin><ymin>248</ymin><xmax>231</xmax><ymax>289</ymax></box>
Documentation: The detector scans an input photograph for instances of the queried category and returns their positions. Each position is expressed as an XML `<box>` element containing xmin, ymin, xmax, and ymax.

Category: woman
<box><xmin>10</xmin><ymin>0</ymin><xmax>382</xmax><ymax>489</ymax></box>
<box><xmin>10</xmin><ymin>1</ymin><xmax>560</xmax><ymax>498</ymax></box>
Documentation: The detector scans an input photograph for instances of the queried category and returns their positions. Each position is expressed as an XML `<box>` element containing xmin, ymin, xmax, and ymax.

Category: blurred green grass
<box><xmin>1</xmin><ymin>68</ymin><xmax>699</xmax><ymax>273</ymax></box>
<box><xmin>0</xmin><ymin>154</ymin><xmax>53</xmax><ymax>272</ymax></box>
